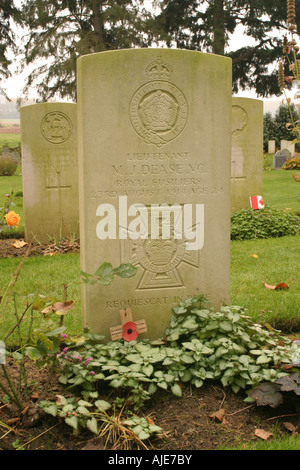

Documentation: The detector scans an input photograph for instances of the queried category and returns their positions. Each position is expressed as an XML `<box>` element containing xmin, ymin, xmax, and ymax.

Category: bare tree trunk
<box><xmin>91</xmin><ymin>0</ymin><xmax>105</xmax><ymax>51</ymax></box>
<box><xmin>212</xmin><ymin>0</ymin><xmax>225</xmax><ymax>55</ymax></box>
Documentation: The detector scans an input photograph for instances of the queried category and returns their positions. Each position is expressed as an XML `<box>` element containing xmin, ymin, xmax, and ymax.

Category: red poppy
<box><xmin>122</xmin><ymin>321</ymin><xmax>138</xmax><ymax>341</ymax></box>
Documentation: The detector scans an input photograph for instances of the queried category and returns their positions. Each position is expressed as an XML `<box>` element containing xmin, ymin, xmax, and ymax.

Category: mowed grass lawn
<box><xmin>0</xmin><ymin>133</ymin><xmax>20</xmax><ymax>150</ymax></box>
<box><xmin>1</xmin><ymin>234</ymin><xmax>298</xmax><ymax>347</ymax></box>
<box><xmin>263</xmin><ymin>168</ymin><xmax>300</xmax><ymax>213</ymax></box>
<box><xmin>0</xmin><ymin>166</ymin><xmax>24</xmax><ymax>238</ymax></box>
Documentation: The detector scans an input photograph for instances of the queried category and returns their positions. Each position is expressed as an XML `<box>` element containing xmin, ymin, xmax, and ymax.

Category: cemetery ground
<box><xmin>0</xmin><ymin>139</ymin><xmax>300</xmax><ymax>450</ymax></box>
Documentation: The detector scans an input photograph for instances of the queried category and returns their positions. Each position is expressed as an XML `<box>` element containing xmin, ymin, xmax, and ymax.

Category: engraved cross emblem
<box><xmin>231</xmin><ymin>158</ymin><xmax>247</xmax><ymax>183</ymax></box>
<box><xmin>46</xmin><ymin>171</ymin><xmax>72</xmax><ymax>216</ymax></box>
<box><xmin>231</xmin><ymin>154</ymin><xmax>247</xmax><ymax>211</ymax></box>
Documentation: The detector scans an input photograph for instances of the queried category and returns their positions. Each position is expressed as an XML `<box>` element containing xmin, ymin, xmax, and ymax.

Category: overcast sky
<box><xmin>1</xmin><ymin>5</ymin><xmax>287</xmax><ymax>114</ymax></box>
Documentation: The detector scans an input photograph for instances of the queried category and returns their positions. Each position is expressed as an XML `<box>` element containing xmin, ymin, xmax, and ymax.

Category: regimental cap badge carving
<box><xmin>130</xmin><ymin>56</ymin><xmax>188</xmax><ymax>148</ymax></box>
<box><xmin>41</xmin><ymin>111</ymin><xmax>72</xmax><ymax>144</ymax></box>
<box><xmin>231</xmin><ymin>105</ymin><xmax>248</xmax><ymax>138</ymax></box>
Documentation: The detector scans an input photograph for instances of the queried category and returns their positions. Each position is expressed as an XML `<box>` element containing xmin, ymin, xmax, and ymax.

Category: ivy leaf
<box><xmin>65</xmin><ymin>415</ymin><xmax>78</xmax><ymax>430</ymax></box>
<box><xmin>256</xmin><ymin>354</ymin><xmax>271</xmax><ymax>364</ymax></box>
<box><xmin>86</xmin><ymin>417</ymin><xmax>98</xmax><ymax>435</ymax></box>
<box><xmin>173</xmin><ymin>306</ymin><xmax>187</xmax><ymax>315</ymax></box>
<box><xmin>182</xmin><ymin>318</ymin><xmax>198</xmax><ymax>330</ymax></box>
<box><xmin>126</xmin><ymin>354</ymin><xmax>144</xmax><ymax>364</ymax></box>
<box><xmin>142</xmin><ymin>364</ymin><xmax>154</xmax><ymax>377</ymax></box>
<box><xmin>181</xmin><ymin>353</ymin><xmax>194</xmax><ymax>364</ymax></box>
<box><xmin>26</xmin><ymin>346</ymin><xmax>43</xmax><ymax>361</ymax></box>
<box><xmin>95</xmin><ymin>400</ymin><xmax>111</xmax><ymax>411</ymax></box>
<box><xmin>219</xmin><ymin>321</ymin><xmax>233</xmax><ymax>332</ymax></box>
<box><xmin>171</xmin><ymin>383</ymin><xmax>182</xmax><ymax>397</ymax></box>
<box><xmin>39</xmin><ymin>401</ymin><xmax>58</xmax><ymax>417</ymax></box>
<box><xmin>77</xmin><ymin>406</ymin><xmax>90</xmax><ymax>415</ymax></box>
<box><xmin>137</xmin><ymin>430</ymin><xmax>150</xmax><ymax>441</ymax></box>
<box><xmin>148</xmin><ymin>383</ymin><xmax>157</xmax><ymax>395</ymax></box>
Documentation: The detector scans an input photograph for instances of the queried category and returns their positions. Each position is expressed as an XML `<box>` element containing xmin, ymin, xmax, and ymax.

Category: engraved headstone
<box><xmin>273</xmin><ymin>149</ymin><xmax>291</xmax><ymax>169</ymax></box>
<box><xmin>77</xmin><ymin>49</ymin><xmax>232</xmax><ymax>340</ymax></box>
<box><xmin>231</xmin><ymin>97</ymin><xmax>263</xmax><ymax>211</ymax></box>
<box><xmin>268</xmin><ymin>140</ymin><xmax>276</xmax><ymax>154</ymax></box>
<box><xmin>281</xmin><ymin>140</ymin><xmax>295</xmax><ymax>154</ymax></box>
<box><xmin>21</xmin><ymin>102</ymin><xmax>79</xmax><ymax>243</ymax></box>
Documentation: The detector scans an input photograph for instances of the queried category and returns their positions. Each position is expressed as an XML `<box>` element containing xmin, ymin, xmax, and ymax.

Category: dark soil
<box><xmin>0</xmin><ymin>358</ymin><xmax>300</xmax><ymax>452</ymax></box>
<box><xmin>1</xmin><ymin>238</ymin><xmax>299</xmax><ymax>452</ymax></box>
<box><xmin>0</xmin><ymin>237</ymin><xmax>80</xmax><ymax>258</ymax></box>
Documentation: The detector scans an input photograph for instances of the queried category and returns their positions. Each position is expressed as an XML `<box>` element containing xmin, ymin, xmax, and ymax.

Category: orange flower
<box><xmin>5</xmin><ymin>211</ymin><xmax>20</xmax><ymax>228</ymax></box>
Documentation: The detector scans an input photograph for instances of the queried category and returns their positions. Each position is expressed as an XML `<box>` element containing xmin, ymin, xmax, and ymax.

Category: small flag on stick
<box><xmin>250</xmin><ymin>196</ymin><xmax>264</xmax><ymax>210</ymax></box>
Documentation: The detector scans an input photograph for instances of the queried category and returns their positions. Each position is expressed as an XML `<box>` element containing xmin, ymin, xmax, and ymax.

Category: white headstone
<box><xmin>21</xmin><ymin>102</ymin><xmax>79</xmax><ymax>243</ymax></box>
<box><xmin>77</xmin><ymin>49</ymin><xmax>232</xmax><ymax>340</ymax></box>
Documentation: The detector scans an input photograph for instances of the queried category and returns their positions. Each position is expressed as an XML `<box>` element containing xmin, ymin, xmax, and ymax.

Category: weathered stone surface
<box><xmin>77</xmin><ymin>49</ymin><xmax>232</xmax><ymax>340</ymax></box>
<box><xmin>273</xmin><ymin>149</ymin><xmax>291</xmax><ymax>169</ymax></box>
<box><xmin>268</xmin><ymin>140</ymin><xmax>276</xmax><ymax>154</ymax></box>
<box><xmin>21</xmin><ymin>102</ymin><xmax>79</xmax><ymax>243</ymax></box>
<box><xmin>231</xmin><ymin>97</ymin><xmax>263</xmax><ymax>211</ymax></box>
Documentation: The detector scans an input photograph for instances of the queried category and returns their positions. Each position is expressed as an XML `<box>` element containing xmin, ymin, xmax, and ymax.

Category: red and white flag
<box><xmin>250</xmin><ymin>196</ymin><xmax>265</xmax><ymax>210</ymax></box>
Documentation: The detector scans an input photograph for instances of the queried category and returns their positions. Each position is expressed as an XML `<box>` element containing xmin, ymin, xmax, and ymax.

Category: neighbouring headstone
<box><xmin>21</xmin><ymin>102</ymin><xmax>79</xmax><ymax>243</ymax></box>
<box><xmin>231</xmin><ymin>97</ymin><xmax>263</xmax><ymax>211</ymax></box>
<box><xmin>77</xmin><ymin>49</ymin><xmax>232</xmax><ymax>341</ymax></box>
<box><xmin>273</xmin><ymin>149</ymin><xmax>291</xmax><ymax>169</ymax></box>
<box><xmin>268</xmin><ymin>140</ymin><xmax>276</xmax><ymax>154</ymax></box>
<box><xmin>281</xmin><ymin>140</ymin><xmax>295</xmax><ymax>154</ymax></box>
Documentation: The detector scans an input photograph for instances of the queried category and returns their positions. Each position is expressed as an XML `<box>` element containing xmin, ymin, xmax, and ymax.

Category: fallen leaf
<box><xmin>11</xmin><ymin>239</ymin><xmax>27</xmax><ymax>249</ymax></box>
<box><xmin>255</xmin><ymin>428</ymin><xmax>272</xmax><ymax>440</ymax></box>
<box><xmin>41</xmin><ymin>305</ymin><xmax>54</xmax><ymax>315</ymax></box>
<box><xmin>262</xmin><ymin>281</ymin><xmax>277</xmax><ymax>290</ymax></box>
<box><xmin>41</xmin><ymin>300</ymin><xmax>75</xmax><ymax>315</ymax></box>
<box><xmin>146</xmin><ymin>416</ymin><xmax>156</xmax><ymax>426</ymax></box>
<box><xmin>7</xmin><ymin>417</ymin><xmax>21</xmax><ymax>425</ymax></box>
<box><xmin>82</xmin><ymin>437</ymin><xmax>105</xmax><ymax>450</ymax></box>
<box><xmin>274</xmin><ymin>282</ymin><xmax>289</xmax><ymax>290</ymax></box>
<box><xmin>250</xmin><ymin>254</ymin><xmax>259</xmax><ymax>258</ymax></box>
<box><xmin>293</xmin><ymin>174</ymin><xmax>300</xmax><ymax>182</ymax></box>
<box><xmin>53</xmin><ymin>300</ymin><xmax>75</xmax><ymax>315</ymax></box>
<box><xmin>209</xmin><ymin>408</ymin><xmax>225</xmax><ymax>423</ymax></box>
<box><xmin>221</xmin><ymin>417</ymin><xmax>230</xmax><ymax>426</ymax></box>
<box><xmin>56</xmin><ymin>395</ymin><xmax>66</xmax><ymax>406</ymax></box>
<box><xmin>283</xmin><ymin>422</ymin><xmax>297</xmax><ymax>433</ymax></box>
<box><xmin>262</xmin><ymin>279</ymin><xmax>295</xmax><ymax>290</ymax></box>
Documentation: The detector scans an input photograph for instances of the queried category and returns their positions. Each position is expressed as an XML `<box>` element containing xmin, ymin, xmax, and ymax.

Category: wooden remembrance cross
<box><xmin>110</xmin><ymin>308</ymin><xmax>147</xmax><ymax>341</ymax></box>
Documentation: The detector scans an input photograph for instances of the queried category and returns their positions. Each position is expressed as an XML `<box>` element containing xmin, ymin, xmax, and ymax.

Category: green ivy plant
<box><xmin>231</xmin><ymin>205</ymin><xmax>300</xmax><ymax>240</ymax></box>
<box><xmin>39</xmin><ymin>295</ymin><xmax>296</xmax><ymax>443</ymax></box>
